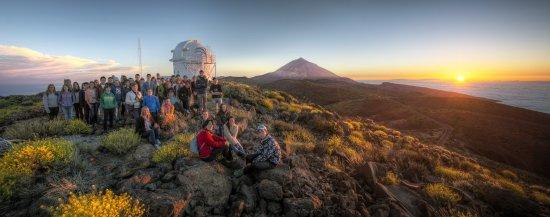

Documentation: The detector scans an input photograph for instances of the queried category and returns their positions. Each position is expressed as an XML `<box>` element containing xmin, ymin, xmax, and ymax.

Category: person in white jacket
<box><xmin>43</xmin><ymin>84</ymin><xmax>59</xmax><ymax>120</ymax></box>
<box><xmin>125</xmin><ymin>83</ymin><xmax>143</xmax><ymax>123</ymax></box>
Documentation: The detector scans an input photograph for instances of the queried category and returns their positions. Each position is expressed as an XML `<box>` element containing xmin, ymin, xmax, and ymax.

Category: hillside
<box><xmin>0</xmin><ymin>81</ymin><xmax>549</xmax><ymax>216</ymax></box>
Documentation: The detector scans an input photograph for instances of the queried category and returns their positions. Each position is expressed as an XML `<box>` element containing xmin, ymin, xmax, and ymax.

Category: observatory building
<box><xmin>170</xmin><ymin>40</ymin><xmax>216</xmax><ymax>79</ymax></box>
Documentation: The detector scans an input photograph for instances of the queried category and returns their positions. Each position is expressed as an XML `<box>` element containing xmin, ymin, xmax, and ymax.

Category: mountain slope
<box><xmin>252</xmin><ymin>58</ymin><xmax>351</xmax><ymax>83</ymax></box>
<box><xmin>1</xmin><ymin>81</ymin><xmax>549</xmax><ymax>216</ymax></box>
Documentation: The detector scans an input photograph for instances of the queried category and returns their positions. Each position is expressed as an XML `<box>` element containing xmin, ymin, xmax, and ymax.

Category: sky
<box><xmin>1</xmin><ymin>0</ymin><xmax>550</xmax><ymax>84</ymax></box>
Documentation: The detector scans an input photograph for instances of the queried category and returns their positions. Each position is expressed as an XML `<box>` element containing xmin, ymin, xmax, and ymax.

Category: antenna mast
<box><xmin>138</xmin><ymin>38</ymin><xmax>143</xmax><ymax>76</ymax></box>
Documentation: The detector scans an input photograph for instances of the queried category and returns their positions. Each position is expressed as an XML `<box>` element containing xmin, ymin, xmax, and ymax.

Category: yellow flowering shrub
<box><xmin>101</xmin><ymin>128</ymin><xmax>141</xmax><ymax>155</ymax></box>
<box><xmin>53</xmin><ymin>189</ymin><xmax>145</xmax><ymax>217</ymax></box>
<box><xmin>152</xmin><ymin>141</ymin><xmax>190</xmax><ymax>164</ymax></box>
<box><xmin>0</xmin><ymin>138</ymin><xmax>75</xmax><ymax>199</ymax></box>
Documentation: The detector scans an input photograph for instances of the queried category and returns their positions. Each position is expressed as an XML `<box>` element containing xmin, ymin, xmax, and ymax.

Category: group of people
<box><xmin>42</xmin><ymin>70</ymin><xmax>281</xmax><ymax>176</ymax></box>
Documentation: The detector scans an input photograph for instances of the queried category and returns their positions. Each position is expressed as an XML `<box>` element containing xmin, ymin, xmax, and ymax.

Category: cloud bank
<box><xmin>0</xmin><ymin>45</ymin><xmax>138</xmax><ymax>84</ymax></box>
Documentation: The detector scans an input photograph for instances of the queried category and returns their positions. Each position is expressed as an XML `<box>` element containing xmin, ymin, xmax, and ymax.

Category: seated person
<box><xmin>222</xmin><ymin>116</ymin><xmax>246</xmax><ymax>157</ymax></box>
<box><xmin>197</xmin><ymin>119</ymin><xmax>233</xmax><ymax>162</ymax></box>
<box><xmin>234</xmin><ymin>124</ymin><xmax>281</xmax><ymax>177</ymax></box>
<box><xmin>216</xmin><ymin>104</ymin><xmax>231</xmax><ymax>136</ymax></box>
<box><xmin>135</xmin><ymin>106</ymin><xmax>161</xmax><ymax>148</ymax></box>
<box><xmin>160</xmin><ymin>98</ymin><xmax>176</xmax><ymax>127</ymax></box>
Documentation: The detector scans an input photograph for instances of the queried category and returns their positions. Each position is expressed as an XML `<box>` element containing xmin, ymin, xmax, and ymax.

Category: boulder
<box><xmin>256</xmin><ymin>167</ymin><xmax>289</xmax><ymax>185</ymax></box>
<box><xmin>240</xmin><ymin>184</ymin><xmax>258</xmax><ymax>212</ymax></box>
<box><xmin>125</xmin><ymin>143</ymin><xmax>155</xmax><ymax>169</ymax></box>
<box><xmin>257</xmin><ymin>179</ymin><xmax>283</xmax><ymax>201</ymax></box>
<box><xmin>283</xmin><ymin>198</ymin><xmax>317</xmax><ymax>217</ymax></box>
<box><xmin>129</xmin><ymin>189</ymin><xmax>190</xmax><ymax>217</ymax></box>
<box><xmin>177</xmin><ymin>162</ymin><xmax>232</xmax><ymax>207</ymax></box>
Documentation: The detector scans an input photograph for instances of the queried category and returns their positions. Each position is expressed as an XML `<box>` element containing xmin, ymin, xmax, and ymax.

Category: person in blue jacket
<box><xmin>142</xmin><ymin>88</ymin><xmax>160</xmax><ymax>121</ymax></box>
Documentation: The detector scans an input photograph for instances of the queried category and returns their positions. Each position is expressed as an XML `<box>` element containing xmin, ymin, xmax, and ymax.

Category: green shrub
<box><xmin>425</xmin><ymin>183</ymin><xmax>461</xmax><ymax>205</ymax></box>
<box><xmin>3</xmin><ymin>119</ymin><xmax>91</xmax><ymax>140</ymax></box>
<box><xmin>265</xmin><ymin>91</ymin><xmax>285</xmax><ymax>102</ymax></box>
<box><xmin>101</xmin><ymin>128</ymin><xmax>140</xmax><ymax>155</ymax></box>
<box><xmin>52</xmin><ymin>189</ymin><xmax>145</xmax><ymax>217</ymax></box>
<box><xmin>500</xmin><ymin>169</ymin><xmax>518</xmax><ymax>181</ymax></box>
<box><xmin>435</xmin><ymin>166</ymin><xmax>472</xmax><ymax>181</ymax></box>
<box><xmin>382</xmin><ymin>171</ymin><xmax>399</xmax><ymax>185</ymax></box>
<box><xmin>152</xmin><ymin>141</ymin><xmax>190</xmax><ymax>164</ymax></box>
<box><xmin>283</xmin><ymin>128</ymin><xmax>315</xmax><ymax>153</ymax></box>
<box><xmin>531</xmin><ymin>191</ymin><xmax>550</xmax><ymax>205</ymax></box>
<box><xmin>0</xmin><ymin>138</ymin><xmax>75</xmax><ymax>199</ymax></box>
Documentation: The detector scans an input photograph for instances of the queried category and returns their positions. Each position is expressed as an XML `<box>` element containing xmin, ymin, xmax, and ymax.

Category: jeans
<box><xmin>48</xmin><ymin>107</ymin><xmax>59</xmax><ymax>120</ymax></box>
<box><xmin>62</xmin><ymin>106</ymin><xmax>73</xmax><ymax>120</ymax></box>
<box><xmin>146</xmin><ymin>128</ymin><xmax>160</xmax><ymax>145</ymax></box>
<box><xmin>103</xmin><ymin>108</ymin><xmax>115</xmax><ymax>130</ymax></box>
<box><xmin>197</xmin><ymin>93</ymin><xmax>207</xmax><ymax>112</ymax></box>
<box><xmin>88</xmin><ymin>103</ymin><xmax>99</xmax><ymax>125</ymax></box>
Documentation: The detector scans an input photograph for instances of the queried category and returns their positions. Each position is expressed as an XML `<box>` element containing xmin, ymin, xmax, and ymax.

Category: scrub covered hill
<box><xmin>0</xmin><ymin>81</ymin><xmax>548</xmax><ymax>217</ymax></box>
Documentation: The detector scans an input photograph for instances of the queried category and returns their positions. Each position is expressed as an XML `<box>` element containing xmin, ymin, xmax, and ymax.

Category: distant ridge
<box><xmin>252</xmin><ymin>57</ymin><xmax>353</xmax><ymax>83</ymax></box>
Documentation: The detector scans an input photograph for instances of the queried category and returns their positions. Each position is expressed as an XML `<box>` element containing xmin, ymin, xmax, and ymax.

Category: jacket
<box><xmin>197</xmin><ymin>129</ymin><xmax>227</xmax><ymax>159</ymax></box>
<box><xmin>195</xmin><ymin>75</ymin><xmax>208</xmax><ymax>94</ymax></box>
<box><xmin>125</xmin><ymin>90</ymin><xmax>142</xmax><ymax>108</ymax></box>
<box><xmin>58</xmin><ymin>91</ymin><xmax>75</xmax><ymax>107</ymax></box>
<box><xmin>43</xmin><ymin>92</ymin><xmax>59</xmax><ymax>111</ymax></box>
<box><xmin>142</xmin><ymin>95</ymin><xmax>160</xmax><ymax>113</ymax></box>
<box><xmin>85</xmin><ymin>89</ymin><xmax>98</xmax><ymax>104</ymax></box>
<box><xmin>100</xmin><ymin>92</ymin><xmax>117</xmax><ymax>109</ymax></box>
<box><xmin>252</xmin><ymin>135</ymin><xmax>281</xmax><ymax>165</ymax></box>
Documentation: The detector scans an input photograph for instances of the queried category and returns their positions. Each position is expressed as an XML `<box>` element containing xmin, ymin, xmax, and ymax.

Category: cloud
<box><xmin>0</xmin><ymin>45</ymin><xmax>139</xmax><ymax>84</ymax></box>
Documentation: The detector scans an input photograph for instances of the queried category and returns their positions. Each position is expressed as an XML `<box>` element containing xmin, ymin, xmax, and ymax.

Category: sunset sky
<box><xmin>1</xmin><ymin>0</ymin><xmax>549</xmax><ymax>84</ymax></box>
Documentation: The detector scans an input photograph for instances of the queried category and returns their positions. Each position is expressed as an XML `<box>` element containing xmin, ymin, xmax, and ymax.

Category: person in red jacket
<box><xmin>197</xmin><ymin>119</ymin><xmax>233</xmax><ymax>162</ymax></box>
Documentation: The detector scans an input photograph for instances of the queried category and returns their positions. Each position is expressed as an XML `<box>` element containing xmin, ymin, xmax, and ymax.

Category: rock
<box><xmin>288</xmin><ymin>155</ymin><xmax>309</xmax><ymax>169</ymax></box>
<box><xmin>156</xmin><ymin>162</ymin><xmax>173</xmax><ymax>173</ymax></box>
<box><xmin>229</xmin><ymin>200</ymin><xmax>245</xmax><ymax>217</ymax></box>
<box><xmin>0</xmin><ymin>138</ymin><xmax>12</xmax><ymax>157</ymax></box>
<box><xmin>177</xmin><ymin>161</ymin><xmax>232</xmax><ymax>207</ymax></box>
<box><xmin>160</xmin><ymin>182</ymin><xmax>178</xmax><ymax>190</ymax></box>
<box><xmin>129</xmin><ymin>189</ymin><xmax>190</xmax><ymax>217</ymax></box>
<box><xmin>256</xmin><ymin>167</ymin><xmax>288</xmax><ymax>185</ymax></box>
<box><xmin>257</xmin><ymin>179</ymin><xmax>283</xmax><ymax>201</ymax></box>
<box><xmin>240</xmin><ymin>184</ymin><xmax>258</xmax><ymax>212</ymax></box>
<box><xmin>162</xmin><ymin>171</ymin><xmax>176</xmax><ymax>182</ymax></box>
<box><xmin>125</xmin><ymin>144</ymin><xmax>155</xmax><ymax>170</ymax></box>
<box><xmin>267</xmin><ymin>202</ymin><xmax>282</xmax><ymax>214</ymax></box>
<box><xmin>283</xmin><ymin>198</ymin><xmax>316</xmax><ymax>217</ymax></box>
<box><xmin>117</xmin><ymin>169</ymin><xmax>161</xmax><ymax>192</ymax></box>
<box><xmin>115</xmin><ymin>164</ymin><xmax>137</xmax><ymax>179</ymax></box>
<box><xmin>145</xmin><ymin>183</ymin><xmax>157</xmax><ymax>191</ymax></box>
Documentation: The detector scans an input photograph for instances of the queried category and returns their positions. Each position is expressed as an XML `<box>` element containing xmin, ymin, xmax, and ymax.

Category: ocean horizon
<box><xmin>360</xmin><ymin>80</ymin><xmax>550</xmax><ymax>114</ymax></box>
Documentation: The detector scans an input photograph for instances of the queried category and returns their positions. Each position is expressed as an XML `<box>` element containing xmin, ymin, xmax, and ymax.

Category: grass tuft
<box><xmin>100</xmin><ymin>128</ymin><xmax>141</xmax><ymax>155</ymax></box>
<box><xmin>425</xmin><ymin>183</ymin><xmax>461</xmax><ymax>205</ymax></box>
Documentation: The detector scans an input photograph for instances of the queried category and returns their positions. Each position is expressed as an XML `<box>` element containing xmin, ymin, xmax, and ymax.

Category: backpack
<box><xmin>189</xmin><ymin>135</ymin><xmax>199</xmax><ymax>154</ymax></box>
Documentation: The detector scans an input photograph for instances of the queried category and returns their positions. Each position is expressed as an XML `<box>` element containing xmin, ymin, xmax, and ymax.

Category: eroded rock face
<box><xmin>177</xmin><ymin>161</ymin><xmax>232</xmax><ymax>207</ymax></box>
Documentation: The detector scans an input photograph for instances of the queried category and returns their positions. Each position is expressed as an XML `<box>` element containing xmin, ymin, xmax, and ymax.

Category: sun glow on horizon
<box><xmin>456</xmin><ymin>74</ymin><xmax>466</xmax><ymax>82</ymax></box>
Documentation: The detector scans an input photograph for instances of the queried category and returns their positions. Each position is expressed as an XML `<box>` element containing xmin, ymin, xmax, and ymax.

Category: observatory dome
<box><xmin>170</xmin><ymin>40</ymin><xmax>215</xmax><ymax>79</ymax></box>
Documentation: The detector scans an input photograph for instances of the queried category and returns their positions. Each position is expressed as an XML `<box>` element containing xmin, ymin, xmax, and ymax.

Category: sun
<box><xmin>455</xmin><ymin>74</ymin><xmax>466</xmax><ymax>82</ymax></box>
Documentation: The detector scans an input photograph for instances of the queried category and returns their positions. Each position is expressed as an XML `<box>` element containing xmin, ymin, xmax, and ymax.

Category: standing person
<box><xmin>210</xmin><ymin>77</ymin><xmax>223</xmax><ymax>112</ymax></box>
<box><xmin>85</xmin><ymin>82</ymin><xmax>99</xmax><ymax>131</ymax></box>
<box><xmin>156</xmin><ymin>79</ymin><xmax>166</xmax><ymax>101</ymax></box>
<box><xmin>142</xmin><ymin>74</ymin><xmax>152</xmax><ymax>96</ymax></box>
<box><xmin>135</xmin><ymin>107</ymin><xmax>161</xmax><ymax>148</ymax></box>
<box><xmin>142</xmin><ymin>88</ymin><xmax>160</xmax><ymax>121</ymax></box>
<box><xmin>150</xmin><ymin>76</ymin><xmax>158</xmax><ymax>96</ymax></box>
<box><xmin>98</xmin><ymin>76</ymin><xmax>107</xmax><ymax>123</ymax></box>
<box><xmin>190</xmin><ymin>76</ymin><xmax>197</xmax><ymax>108</ymax></box>
<box><xmin>80</xmin><ymin>82</ymin><xmax>90</xmax><ymax>122</ymax></box>
<box><xmin>177</xmin><ymin>81</ymin><xmax>191</xmax><ymax>115</ymax></box>
<box><xmin>100</xmin><ymin>85</ymin><xmax>117</xmax><ymax>131</ymax></box>
<box><xmin>125</xmin><ymin>83</ymin><xmax>143</xmax><ymax>123</ymax></box>
<box><xmin>58</xmin><ymin>85</ymin><xmax>75</xmax><ymax>120</ymax></box>
<box><xmin>43</xmin><ymin>84</ymin><xmax>59</xmax><ymax>120</ymax></box>
<box><xmin>194</xmin><ymin>70</ymin><xmax>209</xmax><ymax>112</ymax></box>
<box><xmin>72</xmin><ymin>82</ymin><xmax>83</xmax><ymax>120</ymax></box>
<box><xmin>121</xmin><ymin>80</ymin><xmax>131</xmax><ymax>123</ymax></box>
<box><xmin>112</xmin><ymin>80</ymin><xmax>123</xmax><ymax>123</ymax></box>
<box><xmin>197</xmin><ymin>120</ymin><xmax>232</xmax><ymax>163</ymax></box>
<box><xmin>234</xmin><ymin>124</ymin><xmax>281</xmax><ymax>177</ymax></box>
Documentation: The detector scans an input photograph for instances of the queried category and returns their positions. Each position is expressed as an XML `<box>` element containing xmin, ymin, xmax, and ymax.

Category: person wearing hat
<box><xmin>234</xmin><ymin>124</ymin><xmax>281</xmax><ymax>177</ymax></box>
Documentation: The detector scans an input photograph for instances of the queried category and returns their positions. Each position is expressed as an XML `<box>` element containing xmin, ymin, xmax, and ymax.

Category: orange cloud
<box><xmin>0</xmin><ymin>45</ymin><xmax>139</xmax><ymax>84</ymax></box>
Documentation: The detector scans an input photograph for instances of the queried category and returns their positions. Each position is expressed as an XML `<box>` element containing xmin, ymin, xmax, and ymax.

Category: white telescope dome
<box><xmin>170</xmin><ymin>40</ymin><xmax>215</xmax><ymax>79</ymax></box>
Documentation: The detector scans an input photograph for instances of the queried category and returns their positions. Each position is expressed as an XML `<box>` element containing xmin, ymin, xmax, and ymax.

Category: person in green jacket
<box><xmin>101</xmin><ymin>85</ymin><xmax>117</xmax><ymax>131</ymax></box>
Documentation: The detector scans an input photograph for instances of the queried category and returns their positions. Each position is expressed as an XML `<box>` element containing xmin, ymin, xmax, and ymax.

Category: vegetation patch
<box><xmin>3</xmin><ymin>119</ymin><xmax>91</xmax><ymax>140</ymax></box>
<box><xmin>435</xmin><ymin>166</ymin><xmax>472</xmax><ymax>181</ymax></box>
<box><xmin>52</xmin><ymin>189</ymin><xmax>145</xmax><ymax>217</ymax></box>
<box><xmin>0</xmin><ymin>138</ymin><xmax>75</xmax><ymax>199</ymax></box>
<box><xmin>424</xmin><ymin>183</ymin><xmax>461</xmax><ymax>205</ymax></box>
<box><xmin>500</xmin><ymin>169</ymin><xmax>518</xmax><ymax>181</ymax></box>
<box><xmin>100</xmin><ymin>128</ymin><xmax>141</xmax><ymax>155</ymax></box>
<box><xmin>496</xmin><ymin>178</ymin><xmax>525</xmax><ymax>196</ymax></box>
<box><xmin>531</xmin><ymin>191</ymin><xmax>550</xmax><ymax>205</ymax></box>
<box><xmin>152</xmin><ymin>133</ymin><xmax>193</xmax><ymax>163</ymax></box>
<box><xmin>282</xmin><ymin>127</ymin><xmax>315</xmax><ymax>153</ymax></box>
<box><xmin>382</xmin><ymin>171</ymin><xmax>399</xmax><ymax>185</ymax></box>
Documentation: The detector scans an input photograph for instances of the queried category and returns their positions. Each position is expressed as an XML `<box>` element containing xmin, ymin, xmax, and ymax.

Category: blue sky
<box><xmin>1</xmin><ymin>0</ymin><xmax>549</xmax><ymax>83</ymax></box>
